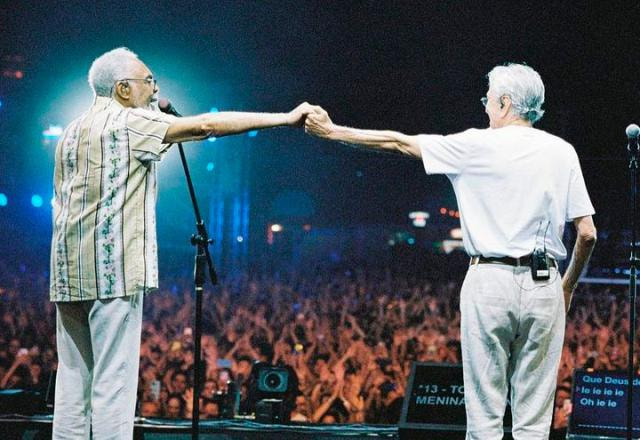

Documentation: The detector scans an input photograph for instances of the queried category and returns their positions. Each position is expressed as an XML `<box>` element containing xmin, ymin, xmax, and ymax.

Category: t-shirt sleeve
<box><xmin>126</xmin><ymin>108</ymin><xmax>177</xmax><ymax>162</ymax></box>
<box><xmin>417</xmin><ymin>129</ymin><xmax>479</xmax><ymax>175</ymax></box>
<box><xmin>566</xmin><ymin>152</ymin><xmax>595</xmax><ymax>221</ymax></box>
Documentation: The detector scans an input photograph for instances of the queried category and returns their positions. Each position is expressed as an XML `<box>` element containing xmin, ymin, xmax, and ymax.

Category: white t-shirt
<box><xmin>418</xmin><ymin>126</ymin><xmax>595</xmax><ymax>260</ymax></box>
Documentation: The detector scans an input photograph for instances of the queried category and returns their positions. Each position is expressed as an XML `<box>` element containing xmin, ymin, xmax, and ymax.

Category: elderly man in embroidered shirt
<box><xmin>50</xmin><ymin>47</ymin><xmax>314</xmax><ymax>439</ymax></box>
<box><xmin>304</xmin><ymin>63</ymin><xmax>597</xmax><ymax>439</ymax></box>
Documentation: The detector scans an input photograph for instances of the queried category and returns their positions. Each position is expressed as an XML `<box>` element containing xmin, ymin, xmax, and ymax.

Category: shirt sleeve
<box><xmin>417</xmin><ymin>128</ymin><xmax>479</xmax><ymax>175</ymax></box>
<box><xmin>125</xmin><ymin>108</ymin><xmax>177</xmax><ymax>162</ymax></box>
<box><xmin>566</xmin><ymin>152</ymin><xmax>595</xmax><ymax>221</ymax></box>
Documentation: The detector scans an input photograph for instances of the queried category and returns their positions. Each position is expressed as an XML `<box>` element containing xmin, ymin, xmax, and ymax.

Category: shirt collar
<box><xmin>93</xmin><ymin>95</ymin><xmax>125</xmax><ymax>111</ymax></box>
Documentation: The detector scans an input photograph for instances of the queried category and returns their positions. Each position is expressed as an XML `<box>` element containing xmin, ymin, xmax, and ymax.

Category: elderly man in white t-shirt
<box><xmin>304</xmin><ymin>63</ymin><xmax>596</xmax><ymax>439</ymax></box>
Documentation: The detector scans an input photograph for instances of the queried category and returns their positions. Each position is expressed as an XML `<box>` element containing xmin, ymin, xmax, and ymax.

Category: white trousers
<box><xmin>460</xmin><ymin>263</ymin><xmax>565</xmax><ymax>440</ymax></box>
<box><xmin>53</xmin><ymin>293</ymin><xmax>143</xmax><ymax>440</ymax></box>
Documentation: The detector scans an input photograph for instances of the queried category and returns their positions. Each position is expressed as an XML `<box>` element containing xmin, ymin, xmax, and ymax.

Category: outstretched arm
<box><xmin>305</xmin><ymin>106</ymin><xmax>422</xmax><ymax>159</ymax></box>
<box><xmin>163</xmin><ymin>102</ymin><xmax>315</xmax><ymax>143</ymax></box>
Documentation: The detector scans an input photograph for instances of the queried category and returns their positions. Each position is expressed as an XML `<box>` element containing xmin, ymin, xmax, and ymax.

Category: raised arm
<box><xmin>304</xmin><ymin>106</ymin><xmax>422</xmax><ymax>159</ymax></box>
<box><xmin>562</xmin><ymin>215</ymin><xmax>597</xmax><ymax>313</ymax></box>
<box><xmin>163</xmin><ymin>102</ymin><xmax>315</xmax><ymax>143</ymax></box>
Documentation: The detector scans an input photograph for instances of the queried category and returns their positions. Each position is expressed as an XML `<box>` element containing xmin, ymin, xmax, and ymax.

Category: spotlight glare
<box><xmin>271</xmin><ymin>224</ymin><xmax>282</xmax><ymax>233</ymax></box>
<box><xmin>43</xmin><ymin>125</ymin><xmax>64</xmax><ymax>139</ymax></box>
<box><xmin>31</xmin><ymin>194</ymin><xmax>43</xmax><ymax>208</ymax></box>
<box><xmin>0</xmin><ymin>193</ymin><xmax>7</xmax><ymax>207</ymax></box>
<box><xmin>236</xmin><ymin>236</ymin><xmax>244</xmax><ymax>242</ymax></box>
<box><xmin>210</xmin><ymin>107</ymin><xmax>219</xmax><ymax>113</ymax></box>
<box><xmin>248</xmin><ymin>130</ymin><xmax>258</xmax><ymax>137</ymax></box>
<box><xmin>206</xmin><ymin>162</ymin><xmax>215</xmax><ymax>171</ymax></box>
<box><xmin>409</xmin><ymin>211</ymin><xmax>430</xmax><ymax>228</ymax></box>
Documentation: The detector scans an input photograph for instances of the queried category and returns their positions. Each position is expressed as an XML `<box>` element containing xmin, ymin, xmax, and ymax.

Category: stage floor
<box><xmin>0</xmin><ymin>414</ymin><xmax>402</xmax><ymax>439</ymax></box>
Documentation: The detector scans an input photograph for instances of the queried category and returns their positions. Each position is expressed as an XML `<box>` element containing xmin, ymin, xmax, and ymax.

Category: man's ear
<box><xmin>499</xmin><ymin>95</ymin><xmax>513</xmax><ymax>116</ymax></box>
<box><xmin>114</xmin><ymin>81</ymin><xmax>130</xmax><ymax>100</ymax></box>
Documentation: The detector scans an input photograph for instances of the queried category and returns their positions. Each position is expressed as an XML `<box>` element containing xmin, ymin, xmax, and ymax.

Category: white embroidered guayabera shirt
<box><xmin>50</xmin><ymin>96</ymin><xmax>176</xmax><ymax>302</ymax></box>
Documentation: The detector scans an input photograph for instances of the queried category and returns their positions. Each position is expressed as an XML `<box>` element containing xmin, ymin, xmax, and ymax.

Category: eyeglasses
<box><xmin>117</xmin><ymin>77</ymin><xmax>157</xmax><ymax>88</ymax></box>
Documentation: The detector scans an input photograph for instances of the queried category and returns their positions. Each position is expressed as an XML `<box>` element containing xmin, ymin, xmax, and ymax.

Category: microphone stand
<box><xmin>627</xmin><ymin>131</ymin><xmax>639</xmax><ymax>440</ymax></box>
<box><xmin>173</xmin><ymin>142</ymin><xmax>218</xmax><ymax>440</ymax></box>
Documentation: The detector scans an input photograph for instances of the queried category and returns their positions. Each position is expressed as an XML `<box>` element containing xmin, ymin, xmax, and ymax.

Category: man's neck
<box><xmin>505</xmin><ymin>118</ymin><xmax>533</xmax><ymax>128</ymax></box>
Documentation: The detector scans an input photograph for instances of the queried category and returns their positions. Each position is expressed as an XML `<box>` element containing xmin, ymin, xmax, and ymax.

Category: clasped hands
<box><xmin>288</xmin><ymin>102</ymin><xmax>334</xmax><ymax>138</ymax></box>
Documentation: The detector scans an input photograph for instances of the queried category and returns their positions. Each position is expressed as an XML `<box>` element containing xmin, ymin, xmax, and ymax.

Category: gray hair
<box><xmin>88</xmin><ymin>47</ymin><xmax>140</xmax><ymax>97</ymax></box>
<box><xmin>487</xmin><ymin>63</ymin><xmax>545</xmax><ymax>124</ymax></box>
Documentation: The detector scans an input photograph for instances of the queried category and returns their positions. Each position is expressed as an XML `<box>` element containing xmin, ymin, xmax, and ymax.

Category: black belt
<box><xmin>469</xmin><ymin>254</ymin><xmax>557</xmax><ymax>268</ymax></box>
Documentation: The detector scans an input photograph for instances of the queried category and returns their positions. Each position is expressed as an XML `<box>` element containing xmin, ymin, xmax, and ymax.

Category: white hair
<box><xmin>487</xmin><ymin>63</ymin><xmax>545</xmax><ymax>124</ymax></box>
<box><xmin>88</xmin><ymin>47</ymin><xmax>140</xmax><ymax>97</ymax></box>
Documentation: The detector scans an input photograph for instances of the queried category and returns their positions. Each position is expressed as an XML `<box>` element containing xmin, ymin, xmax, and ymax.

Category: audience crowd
<box><xmin>0</xmin><ymin>264</ymin><xmax>629</xmax><ymax>436</ymax></box>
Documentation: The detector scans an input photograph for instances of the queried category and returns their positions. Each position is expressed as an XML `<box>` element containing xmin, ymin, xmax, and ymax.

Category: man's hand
<box><xmin>304</xmin><ymin>106</ymin><xmax>334</xmax><ymax>138</ymax></box>
<box><xmin>287</xmin><ymin>102</ymin><xmax>316</xmax><ymax>127</ymax></box>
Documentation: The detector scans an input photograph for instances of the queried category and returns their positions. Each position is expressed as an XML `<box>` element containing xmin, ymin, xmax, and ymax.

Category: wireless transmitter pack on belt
<box><xmin>531</xmin><ymin>221</ymin><xmax>551</xmax><ymax>281</ymax></box>
<box><xmin>531</xmin><ymin>248</ymin><xmax>550</xmax><ymax>281</ymax></box>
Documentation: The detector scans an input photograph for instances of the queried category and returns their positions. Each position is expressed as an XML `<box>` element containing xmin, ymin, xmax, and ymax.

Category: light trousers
<box><xmin>460</xmin><ymin>263</ymin><xmax>565</xmax><ymax>440</ymax></box>
<box><xmin>53</xmin><ymin>293</ymin><xmax>143</xmax><ymax>440</ymax></box>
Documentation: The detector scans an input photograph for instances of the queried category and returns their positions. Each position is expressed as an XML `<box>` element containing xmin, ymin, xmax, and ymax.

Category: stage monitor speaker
<box><xmin>398</xmin><ymin>362</ymin><xmax>512</xmax><ymax>440</ymax></box>
<box><xmin>258</xmin><ymin>367</ymin><xmax>289</xmax><ymax>393</ymax></box>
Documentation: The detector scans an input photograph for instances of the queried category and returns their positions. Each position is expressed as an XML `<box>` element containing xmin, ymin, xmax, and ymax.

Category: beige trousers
<box><xmin>460</xmin><ymin>263</ymin><xmax>565</xmax><ymax>440</ymax></box>
<box><xmin>53</xmin><ymin>293</ymin><xmax>143</xmax><ymax>440</ymax></box>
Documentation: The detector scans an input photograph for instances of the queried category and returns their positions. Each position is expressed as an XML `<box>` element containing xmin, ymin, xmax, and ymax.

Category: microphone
<box><xmin>627</xmin><ymin>124</ymin><xmax>640</xmax><ymax>153</ymax></box>
<box><xmin>158</xmin><ymin>98</ymin><xmax>182</xmax><ymax>117</ymax></box>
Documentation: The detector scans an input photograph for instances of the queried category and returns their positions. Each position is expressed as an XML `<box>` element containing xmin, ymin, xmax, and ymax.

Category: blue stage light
<box><xmin>0</xmin><ymin>193</ymin><xmax>7</xmax><ymax>206</ymax></box>
<box><xmin>43</xmin><ymin>125</ymin><xmax>64</xmax><ymax>140</ymax></box>
<box><xmin>31</xmin><ymin>194</ymin><xmax>43</xmax><ymax>208</ymax></box>
<box><xmin>248</xmin><ymin>130</ymin><xmax>258</xmax><ymax>137</ymax></box>
<box><xmin>206</xmin><ymin>162</ymin><xmax>215</xmax><ymax>171</ymax></box>
<box><xmin>207</xmin><ymin>137</ymin><xmax>217</xmax><ymax>143</ymax></box>
<box><xmin>210</xmin><ymin>107</ymin><xmax>219</xmax><ymax>113</ymax></box>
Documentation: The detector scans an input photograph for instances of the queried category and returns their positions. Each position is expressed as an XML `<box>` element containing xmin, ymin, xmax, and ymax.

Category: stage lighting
<box><xmin>236</xmin><ymin>236</ymin><xmax>244</xmax><ymax>242</ymax></box>
<box><xmin>31</xmin><ymin>195</ymin><xmax>43</xmax><ymax>208</ymax></box>
<box><xmin>206</xmin><ymin>162</ymin><xmax>215</xmax><ymax>171</ymax></box>
<box><xmin>409</xmin><ymin>211</ymin><xmax>430</xmax><ymax>228</ymax></box>
<box><xmin>0</xmin><ymin>193</ymin><xmax>7</xmax><ymax>206</ymax></box>
<box><xmin>207</xmin><ymin>137</ymin><xmax>217</xmax><ymax>143</ymax></box>
<box><xmin>248</xmin><ymin>130</ymin><xmax>258</xmax><ymax>137</ymax></box>
<box><xmin>270</xmin><ymin>224</ymin><xmax>282</xmax><ymax>233</ymax></box>
<box><xmin>42</xmin><ymin>125</ymin><xmax>63</xmax><ymax>139</ymax></box>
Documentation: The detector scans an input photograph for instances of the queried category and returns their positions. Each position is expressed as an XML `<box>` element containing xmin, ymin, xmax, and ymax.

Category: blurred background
<box><xmin>0</xmin><ymin>1</ymin><xmax>633</xmax><ymax>279</ymax></box>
